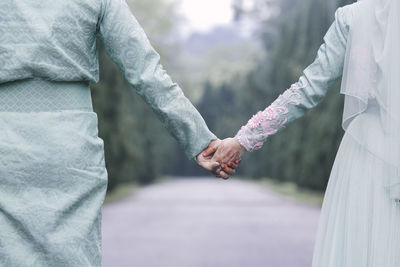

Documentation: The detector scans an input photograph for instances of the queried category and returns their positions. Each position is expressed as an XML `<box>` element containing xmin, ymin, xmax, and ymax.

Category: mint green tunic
<box><xmin>0</xmin><ymin>0</ymin><xmax>216</xmax><ymax>265</ymax></box>
<box><xmin>0</xmin><ymin>0</ymin><xmax>216</xmax><ymax>159</ymax></box>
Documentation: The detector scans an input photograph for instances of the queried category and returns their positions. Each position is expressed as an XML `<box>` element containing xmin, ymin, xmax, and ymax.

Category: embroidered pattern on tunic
<box><xmin>235</xmin><ymin>82</ymin><xmax>307</xmax><ymax>152</ymax></box>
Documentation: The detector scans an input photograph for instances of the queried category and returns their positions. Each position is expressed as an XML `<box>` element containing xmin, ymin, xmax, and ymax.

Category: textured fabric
<box><xmin>0</xmin><ymin>0</ymin><xmax>217</xmax><ymax>159</ymax></box>
<box><xmin>235</xmin><ymin>4</ymin><xmax>354</xmax><ymax>151</ymax></box>
<box><xmin>340</xmin><ymin>0</ymin><xmax>376</xmax><ymax>130</ymax></box>
<box><xmin>0</xmin><ymin>107</ymin><xmax>108</xmax><ymax>266</ymax></box>
<box><xmin>340</xmin><ymin>0</ymin><xmax>400</xmax><ymax>201</ymax></box>
<box><xmin>312</xmin><ymin>102</ymin><xmax>400</xmax><ymax>267</ymax></box>
<box><xmin>0</xmin><ymin>79</ymin><xmax>93</xmax><ymax>112</ymax></box>
<box><xmin>0</xmin><ymin>0</ymin><xmax>217</xmax><ymax>266</ymax></box>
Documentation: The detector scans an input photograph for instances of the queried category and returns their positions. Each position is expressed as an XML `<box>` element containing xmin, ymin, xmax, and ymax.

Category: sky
<box><xmin>178</xmin><ymin>0</ymin><xmax>234</xmax><ymax>36</ymax></box>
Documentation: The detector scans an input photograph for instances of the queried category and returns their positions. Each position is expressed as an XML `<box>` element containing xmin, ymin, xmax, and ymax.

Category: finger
<box><xmin>228</xmin><ymin>162</ymin><xmax>238</xmax><ymax>169</ymax></box>
<box><xmin>221</xmin><ymin>164</ymin><xmax>235</xmax><ymax>174</ymax></box>
<box><xmin>223</xmin><ymin>166</ymin><xmax>235</xmax><ymax>175</ymax></box>
<box><xmin>219</xmin><ymin>171</ymin><xmax>229</xmax><ymax>180</ymax></box>
<box><xmin>221</xmin><ymin>163</ymin><xmax>234</xmax><ymax>173</ymax></box>
<box><xmin>212</xmin><ymin>165</ymin><xmax>222</xmax><ymax>176</ymax></box>
<box><xmin>215</xmin><ymin>174</ymin><xmax>222</xmax><ymax>178</ymax></box>
<box><xmin>221</xmin><ymin>165</ymin><xmax>232</xmax><ymax>173</ymax></box>
<box><xmin>202</xmin><ymin>145</ymin><xmax>218</xmax><ymax>157</ymax></box>
<box><xmin>210</xmin><ymin>162</ymin><xmax>220</xmax><ymax>170</ymax></box>
<box><xmin>202</xmin><ymin>140</ymin><xmax>220</xmax><ymax>157</ymax></box>
<box><xmin>198</xmin><ymin>159</ymin><xmax>220</xmax><ymax>172</ymax></box>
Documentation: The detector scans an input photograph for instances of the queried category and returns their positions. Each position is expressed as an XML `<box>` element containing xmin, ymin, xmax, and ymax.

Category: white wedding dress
<box><xmin>235</xmin><ymin>1</ymin><xmax>400</xmax><ymax>266</ymax></box>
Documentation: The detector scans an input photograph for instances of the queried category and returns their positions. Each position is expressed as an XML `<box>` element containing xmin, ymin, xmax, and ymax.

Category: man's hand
<box><xmin>203</xmin><ymin>138</ymin><xmax>246</xmax><ymax>171</ymax></box>
<box><xmin>197</xmin><ymin>139</ymin><xmax>236</xmax><ymax>179</ymax></box>
<box><xmin>200</xmin><ymin>138</ymin><xmax>244</xmax><ymax>179</ymax></box>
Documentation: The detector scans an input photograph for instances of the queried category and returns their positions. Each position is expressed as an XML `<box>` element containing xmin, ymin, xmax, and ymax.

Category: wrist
<box><xmin>233</xmin><ymin>137</ymin><xmax>247</xmax><ymax>156</ymax></box>
<box><xmin>234</xmin><ymin>135</ymin><xmax>249</xmax><ymax>154</ymax></box>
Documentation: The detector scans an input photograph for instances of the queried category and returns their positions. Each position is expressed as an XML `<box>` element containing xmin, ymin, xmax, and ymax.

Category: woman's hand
<box><xmin>196</xmin><ymin>139</ymin><xmax>237</xmax><ymax>179</ymax></box>
<box><xmin>202</xmin><ymin>137</ymin><xmax>246</xmax><ymax>178</ymax></box>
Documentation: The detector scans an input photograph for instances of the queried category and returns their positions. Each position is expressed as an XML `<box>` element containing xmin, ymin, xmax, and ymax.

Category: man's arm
<box><xmin>96</xmin><ymin>0</ymin><xmax>217</xmax><ymax>159</ymax></box>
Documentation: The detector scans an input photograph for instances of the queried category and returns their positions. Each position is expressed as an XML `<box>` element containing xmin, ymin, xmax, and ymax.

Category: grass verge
<box><xmin>258</xmin><ymin>177</ymin><xmax>325</xmax><ymax>207</ymax></box>
<box><xmin>104</xmin><ymin>183</ymin><xmax>138</xmax><ymax>205</ymax></box>
<box><xmin>103</xmin><ymin>177</ymin><xmax>172</xmax><ymax>205</ymax></box>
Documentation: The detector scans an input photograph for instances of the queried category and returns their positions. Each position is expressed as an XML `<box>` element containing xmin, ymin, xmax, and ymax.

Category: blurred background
<box><xmin>94</xmin><ymin>0</ymin><xmax>355</xmax><ymax>266</ymax></box>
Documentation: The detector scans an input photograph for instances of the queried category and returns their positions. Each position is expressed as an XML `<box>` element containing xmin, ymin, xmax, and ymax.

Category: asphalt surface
<box><xmin>102</xmin><ymin>178</ymin><xmax>321</xmax><ymax>267</ymax></box>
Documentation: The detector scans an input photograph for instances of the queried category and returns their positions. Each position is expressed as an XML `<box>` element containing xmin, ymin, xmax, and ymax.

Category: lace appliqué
<box><xmin>235</xmin><ymin>82</ymin><xmax>307</xmax><ymax>152</ymax></box>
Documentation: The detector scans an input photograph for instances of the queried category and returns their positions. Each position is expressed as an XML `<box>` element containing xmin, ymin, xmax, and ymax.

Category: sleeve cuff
<box><xmin>186</xmin><ymin>131</ymin><xmax>218</xmax><ymax>160</ymax></box>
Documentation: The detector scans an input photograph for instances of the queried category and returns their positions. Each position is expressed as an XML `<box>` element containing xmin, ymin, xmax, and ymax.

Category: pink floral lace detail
<box><xmin>248</xmin><ymin>111</ymin><xmax>264</xmax><ymax>129</ymax></box>
<box><xmin>235</xmin><ymin>81</ymin><xmax>307</xmax><ymax>152</ymax></box>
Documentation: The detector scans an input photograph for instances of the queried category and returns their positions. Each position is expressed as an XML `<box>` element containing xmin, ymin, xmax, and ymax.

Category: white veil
<box><xmin>340</xmin><ymin>0</ymin><xmax>400</xmax><ymax>202</ymax></box>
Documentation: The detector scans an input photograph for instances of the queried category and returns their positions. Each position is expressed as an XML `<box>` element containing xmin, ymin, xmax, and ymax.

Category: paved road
<box><xmin>102</xmin><ymin>178</ymin><xmax>321</xmax><ymax>267</ymax></box>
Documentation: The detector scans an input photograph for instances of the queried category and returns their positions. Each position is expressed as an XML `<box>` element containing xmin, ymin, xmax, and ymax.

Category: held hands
<box><xmin>196</xmin><ymin>138</ymin><xmax>246</xmax><ymax>179</ymax></box>
<box><xmin>196</xmin><ymin>139</ymin><xmax>235</xmax><ymax>179</ymax></box>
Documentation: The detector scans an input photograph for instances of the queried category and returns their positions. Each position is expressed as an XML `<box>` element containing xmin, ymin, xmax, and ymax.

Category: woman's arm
<box><xmin>205</xmin><ymin>5</ymin><xmax>353</xmax><ymax>164</ymax></box>
<box><xmin>238</xmin><ymin>6</ymin><xmax>350</xmax><ymax>150</ymax></box>
<box><xmin>96</xmin><ymin>0</ymin><xmax>217</xmax><ymax>160</ymax></box>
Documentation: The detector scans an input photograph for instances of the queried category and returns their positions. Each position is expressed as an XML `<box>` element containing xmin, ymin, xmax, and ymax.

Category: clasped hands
<box><xmin>196</xmin><ymin>138</ymin><xmax>247</xmax><ymax>179</ymax></box>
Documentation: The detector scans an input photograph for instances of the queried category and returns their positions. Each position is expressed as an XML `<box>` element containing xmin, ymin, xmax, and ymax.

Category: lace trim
<box><xmin>235</xmin><ymin>82</ymin><xmax>307</xmax><ymax>152</ymax></box>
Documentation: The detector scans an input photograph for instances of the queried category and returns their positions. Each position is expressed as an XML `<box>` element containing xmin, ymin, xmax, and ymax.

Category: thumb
<box><xmin>202</xmin><ymin>144</ymin><xmax>218</xmax><ymax>157</ymax></box>
<box><xmin>210</xmin><ymin>162</ymin><xmax>220</xmax><ymax>171</ymax></box>
<box><xmin>197</xmin><ymin>156</ymin><xmax>220</xmax><ymax>172</ymax></box>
